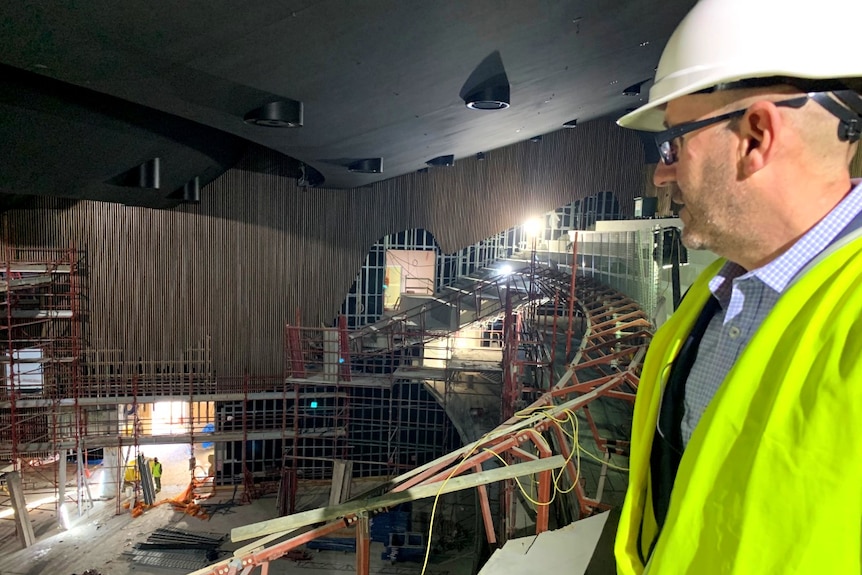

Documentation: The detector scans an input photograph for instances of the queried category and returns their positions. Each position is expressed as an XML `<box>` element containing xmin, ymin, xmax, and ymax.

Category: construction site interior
<box><xmin>0</xmin><ymin>214</ymin><xmax>708</xmax><ymax>575</ymax></box>
<box><xmin>9</xmin><ymin>3</ymin><xmax>862</xmax><ymax>572</ymax></box>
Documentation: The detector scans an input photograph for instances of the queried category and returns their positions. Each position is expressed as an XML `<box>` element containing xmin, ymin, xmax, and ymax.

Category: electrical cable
<box><xmin>419</xmin><ymin>403</ymin><xmax>628</xmax><ymax>573</ymax></box>
<box><xmin>419</xmin><ymin>436</ymin><xmax>486</xmax><ymax>575</ymax></box>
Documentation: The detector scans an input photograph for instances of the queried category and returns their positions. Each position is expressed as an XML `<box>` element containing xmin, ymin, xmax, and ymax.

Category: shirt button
<box><xmin>728</xmin><ymin>326</ymin><xmax>742</xmax><ymax>339</ymax></box>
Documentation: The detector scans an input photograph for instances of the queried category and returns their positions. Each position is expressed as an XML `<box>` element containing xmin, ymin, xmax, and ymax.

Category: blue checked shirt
<box><xmin>681</xmin><ymin>179</ymin><xmax>862</xmax><ymax>447</ymax></box>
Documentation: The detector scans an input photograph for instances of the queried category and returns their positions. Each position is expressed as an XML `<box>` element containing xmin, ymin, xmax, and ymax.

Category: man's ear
<box><xmin>737</xmin><ymin>101</ymin><xmax>782</xmax><ymax>176</ymax></box>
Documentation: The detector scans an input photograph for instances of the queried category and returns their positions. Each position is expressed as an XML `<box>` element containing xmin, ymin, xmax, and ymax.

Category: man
<box><xmin>613</xmin><ymin>0</ymin><xmax>862</xmax><ymax>573</ymax></box>
<box><xmin>152</xmin><ymin>457</ymin><xmax>163</xmax><ymax>492</ymax></box>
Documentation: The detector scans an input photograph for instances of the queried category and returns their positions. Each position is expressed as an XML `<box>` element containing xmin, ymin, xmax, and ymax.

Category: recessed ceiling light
<box><xmin>465</xmin><ymin>85</ymin><xmax>510</xmax><ymax>110</ymax></box>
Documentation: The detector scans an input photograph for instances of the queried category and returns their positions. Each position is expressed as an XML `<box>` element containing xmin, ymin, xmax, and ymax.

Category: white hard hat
<box><xmin>619</xmin><ymin>0</ymin><xmax>862</xmax><ymax>132</ymax></box>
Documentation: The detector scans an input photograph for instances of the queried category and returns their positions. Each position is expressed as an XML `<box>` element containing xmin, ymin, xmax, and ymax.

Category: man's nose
<box><xmin>653</xmin><ymin>161</ymin><xmax>676</xmax><ymax>188</ymax></box>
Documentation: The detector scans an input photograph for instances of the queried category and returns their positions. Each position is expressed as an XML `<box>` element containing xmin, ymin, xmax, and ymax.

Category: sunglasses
<box><xmin>653</xmin><ymin>95</ymin><xmax>810</xmax><ymax>165</ymax></box>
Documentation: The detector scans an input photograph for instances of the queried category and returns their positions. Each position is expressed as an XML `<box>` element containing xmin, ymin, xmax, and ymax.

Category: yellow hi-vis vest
<box><xmin>615</xmin><ymin>233</ymin><xmax>862</xmax><ymax>575</ymax></box>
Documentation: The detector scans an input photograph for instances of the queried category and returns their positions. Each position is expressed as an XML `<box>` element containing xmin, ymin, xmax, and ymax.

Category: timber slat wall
<box><xmin>1</xmin><ymin>119</ymin><xmax>644</xmax><ymax>375</ymax></box>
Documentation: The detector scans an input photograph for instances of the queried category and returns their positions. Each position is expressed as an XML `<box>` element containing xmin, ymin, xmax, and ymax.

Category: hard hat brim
<box><xmin>617</xmin><ymin>68</ymin><xmax>809</xmax><ymax>132</ymax></box>
<box><xmin>617</xmin><ymin>101</ymin><xmax>667</xmax><ymax>132</ymax></box>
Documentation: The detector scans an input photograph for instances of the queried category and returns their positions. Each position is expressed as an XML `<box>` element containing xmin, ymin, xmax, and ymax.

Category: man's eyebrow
<box><xmin>659</xmin><ymin>105</ymin><xmax>671</xmax><ymax>129</ymax></box>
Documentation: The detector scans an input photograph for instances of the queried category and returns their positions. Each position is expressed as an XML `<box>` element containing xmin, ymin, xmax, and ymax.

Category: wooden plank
<box><xmin>231</xmin><ymin>455</ymin><xmax>564</xmax><ymax>542</ymax></box>
<box><xmin>328</xmin><ymin>460</ymin><xmax>352</xmax><ymax>506</ymax></box>
<box><xmin>6</xmin><ymin>471</ymin><xmax>36</xmax><ymax>548</ymax></box>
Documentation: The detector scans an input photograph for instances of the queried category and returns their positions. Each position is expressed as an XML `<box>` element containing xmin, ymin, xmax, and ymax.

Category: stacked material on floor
<box><xmin>166</xmin><ymin>480</ymin><xmax>215</xmax><ymax>520</ymax></box>
<box><xmin>124</xmin><ymin>527</ymin><xmax>225</xmax><ymax>570</ymax></box>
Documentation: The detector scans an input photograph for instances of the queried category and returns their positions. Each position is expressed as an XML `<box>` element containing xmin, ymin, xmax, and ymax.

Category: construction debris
<box><xmin>165</xmin><ymin>479</ymin><xmax>216</xmax><ymax>520</ymax></box>
<box><xmin>124</xmin><ymin>527</ymin><xmax>225</xmax><ymax>571</ymax></box>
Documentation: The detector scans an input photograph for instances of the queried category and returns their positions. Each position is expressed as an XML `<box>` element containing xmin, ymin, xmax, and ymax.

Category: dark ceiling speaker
<box><xmin>464</xmin><ymin>83</ymin><xmax>510</xmax><ymax>110</ymax></box>
<box><xmin>170</xmin><ymin>176</ymin><xmax>200</xmax><ymax>203</ymax></box>
<box><xmin>622</xmin><ymin>79</ymin><xmax>649</xmax><ymax>97</ymax></box>
<box><xmin>426</xmin><ymin>154</ymin><xmax>455</xmax><ymax>167</ymax></box>
<box><xmin>563</xmin><ymin>119</ymin><xmax>578</xmax><ymax>128</ymax></box>
<box><xmin>108</xmin><ymin>157</ymin><xmax>160</xmax><ymax>189</ymax></box>
<box><xmin>347</xmin><ymin>158</ymin><xmax>383</xmax><ymax>173</ymax></box>
<box><xmin>137</xmin><ymin>157</ymin><xmax>160</xmax><ymax>189</ymax></box>
<box><xmin>244</xmin><ymin>99</ymin><xmax>303</xmax><ymax>128</ymax></box>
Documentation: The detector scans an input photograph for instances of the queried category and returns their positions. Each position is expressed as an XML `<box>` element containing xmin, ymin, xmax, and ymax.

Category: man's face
<box><xmin>653</xmin><ymin>95</ymin><xmax>758</xmax><ymax>260</ymax></box>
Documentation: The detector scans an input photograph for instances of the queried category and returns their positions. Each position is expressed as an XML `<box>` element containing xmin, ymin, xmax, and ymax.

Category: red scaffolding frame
<box><xmin>188</xmin><ymin>262</ymin><xmax>650</xmax><ymax>575</ymax></box>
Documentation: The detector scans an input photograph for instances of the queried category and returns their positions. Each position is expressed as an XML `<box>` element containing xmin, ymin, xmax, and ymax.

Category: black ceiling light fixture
<box><xmin>461</xmin><ymin>51</ymin><xmax>511</xmax><ymax>110</ymax></box>
<box><xmin>347</xmin><ymin>158</ymin><xmax>383</xmax><ymax>174</ymax></box>
<box><xmin>465</xmin><ymin>83</ymin><xmax>510</xmax><ymax>110</ymax></box>
<box><xmin>108</xmin><ymin>157</ymin><xmax>160</xmax><ymax>189</ymax></box>
<box><xmin>170</xmin><ymin>176</ymin><xmax>200</xmax><ymax>203</ymax></box>
<box><xmin>244</xmin><ymin>99</ymin><xmax>303</xmax><ymax>127</ymax></box>
<box><xmin>622</xmin><ymin>79</ymin><xmax>649</xmax><ymax>97</ymax></box>
<box><xmin>476</xmin><ymin>151</ymin><xmax>486</xmax><ymax>161</ymax></box>
<box><xmin>426</xmin><ymin>154</ymin><xmax>455</xmax><ymax>167</ymax></box>
<box><xmin>563</xmin><ymin>119</ymin><xmax>578</xmax><ymax>128</ymax></box>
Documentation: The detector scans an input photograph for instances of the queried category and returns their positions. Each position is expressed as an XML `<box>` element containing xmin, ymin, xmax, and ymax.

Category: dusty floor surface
<box><xmin>0</xmin><ymin>499</ymin><xmax>469</xmax><ymax>575</ymax></box>
<box><xmin>0</xmin><ymin>445</ymin><xmax>472</xmax><ymax>575</ymax></box>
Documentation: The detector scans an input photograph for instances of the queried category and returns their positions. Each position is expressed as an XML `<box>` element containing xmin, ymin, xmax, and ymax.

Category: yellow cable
<box><xmin>562</xmin><ymin>407</ymin><xmax>630</xmax><ymax>472</ymax></box>
<box><xmin>420</xmin><ymin>403</ymin><xmax>628</xmax><ymax>574</ymax></box>
<box><xmin>419</xmin><ymin>434</ymin><xmax>487</xmax><ymax>575</ymax></box>
<box><xmin>481</xmin><ymin>448</ymin><xmax>552</xmax><ymax>507</ymax></box>
<box><xmin>577</xmin><ymin>446</ymin><xmax>630</xmax><ymax>471</ymax></box>
<box><xmin>550</xmin><ymin>410</ymin><xmax>581</xmax><ymax>494</ymax></box>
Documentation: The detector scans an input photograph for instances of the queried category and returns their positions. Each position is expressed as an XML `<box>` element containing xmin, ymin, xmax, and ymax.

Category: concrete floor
<box><xmin>0</xmin><ymin>457</ymin><xmax>477</xmax><ymax>575</ymax></box>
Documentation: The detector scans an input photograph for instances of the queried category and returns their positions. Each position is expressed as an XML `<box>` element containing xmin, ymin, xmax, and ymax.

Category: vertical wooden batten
<box><xmin>1</xmin><ymin>119</ymin><xmax>645</xmax><ymax>375</ymax></box>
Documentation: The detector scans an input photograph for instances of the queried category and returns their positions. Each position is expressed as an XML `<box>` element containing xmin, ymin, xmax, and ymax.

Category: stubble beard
<box><xmin>677</xmin><ymin>154</ymin><xmax>750</xmax><ymax>258</ymax></box>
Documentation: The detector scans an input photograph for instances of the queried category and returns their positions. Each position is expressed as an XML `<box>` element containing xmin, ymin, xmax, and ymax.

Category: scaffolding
<box><xmin>192</xmin><ymin>258</ymin><xmax>650</xmax><ymax>575</ymax></box>
<box><xmin>0</xmin><ymin>238</ymin><xmax>646</xmax><ymax>565</ymax></box>
<box><xmin>1</xmin><ymin>247</ymin><xmax>80</xmax><ymax>454</ymax></box>
<box><xmin>280</xmin><ymin>270</ymin><xmax>533</xmax><ymax>484</ymax></box>
<box><xmin>0</xmin><ymin>247</ymin><xmax>84</xmax><ymax>522</ymax></box>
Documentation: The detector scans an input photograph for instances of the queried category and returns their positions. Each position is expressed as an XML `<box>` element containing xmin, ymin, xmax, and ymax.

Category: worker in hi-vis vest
<box><xmin>614</xmin><ymin>0</ymin><xmax>862</xmax><ymax>572</ymax></box>
<box><xmin>152</xmin><ymin>457</ymin><xmax>163</xmax><ymax>492</ymax></box>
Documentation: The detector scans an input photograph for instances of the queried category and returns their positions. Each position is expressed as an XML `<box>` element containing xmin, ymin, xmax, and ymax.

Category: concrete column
<box><xmin>102</xmin><ymin>446</ymin><xmax>121</xmax><ymax>500</ymax></box>
<box><xmin>6</xmin><ymin>471</ymin><xmax>36</xmax><ymax>548</ymax></box>
<box><xmin>57</xmin><ymin>450</ymin><xmax>66</xmax><ymax>528</ymax></box>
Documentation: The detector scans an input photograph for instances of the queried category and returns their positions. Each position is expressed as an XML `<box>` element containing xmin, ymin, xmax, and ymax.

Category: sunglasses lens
<box><xmin>658</xmin><ymin>140</ymin><xmax>675</xmax><ymax>165</ymax></box>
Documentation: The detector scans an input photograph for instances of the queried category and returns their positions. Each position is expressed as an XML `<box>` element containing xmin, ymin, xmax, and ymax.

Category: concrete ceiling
<box><xmin>0</xmin><ymin>1</ymin><xmax>695</xmax><ymax>209</ymax></box>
